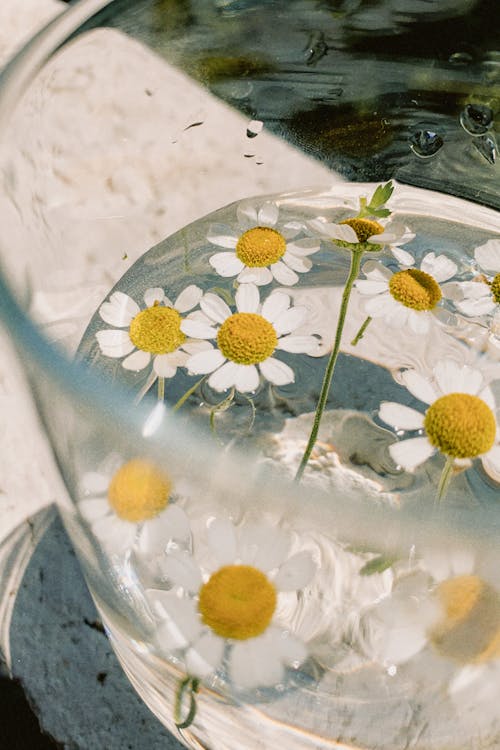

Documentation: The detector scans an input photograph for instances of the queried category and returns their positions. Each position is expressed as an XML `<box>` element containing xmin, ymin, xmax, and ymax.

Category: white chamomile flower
<box><xmin>147</xmin><ymin>518</ymin><xmax>316</xmax><ymax>689</ymax></box>
<box><xmin>379</xmin><ymin>360</ymin><xmax>500</xmax><ymax>480</ymax></box>
<box><xmin>96</xmin><ymin>285</ymin><xmax>211</xmax><ymax>376</ymax></box>
<box><xmin>79</xmin><ymin>457</ymin><xmax>190</xmax><ymax>556</ymax></box>
<box><xmin>447</xmin><ymin>238</ymin><xmax>500</xmax><ymax>317</ymax></box>
<box><xmin>207</xmin><ymin>199</ymin><xmax>320</xmax><ymax>286</ymax></box>
<box><xmin>355</xmin><ymin>252</ymin><xmax>458</xmax><ymax>334</ymax></box>
<box><xmin>181</xmin><ymin>283</ymin><xmax>320</xmax><ymax>393</ymax></box>
<box><xmin>308</xmin><ymin>215</ymin><xmax>415</xmax><ymax>256</ymax></box>
<box><xmin>363</xmin><ymin>550</ymin><xmax>500</xmax><ymax>710</ymax></box>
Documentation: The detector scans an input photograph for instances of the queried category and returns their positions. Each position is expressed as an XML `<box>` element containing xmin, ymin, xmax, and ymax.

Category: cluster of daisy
<box><xmin>78</xmin><ymin>455</ymin><xmax>316</xmax><ymax>695</ymax></box>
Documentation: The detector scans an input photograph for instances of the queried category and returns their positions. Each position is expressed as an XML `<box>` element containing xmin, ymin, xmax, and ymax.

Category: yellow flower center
<box><xmin>424</xmin><ymin>393</ymin><xmax>496</xmax><ymax>459</ymax></box>
<box><xmin>388</xmin><ymin>268</ymin><xmax>442</xmax><ymax>311</ymax></box>
<box><xmin>107</xmin><ymin>459</ymin><xmax>172</xmax><ymax>522</ymax></box>
<box><xmin>198</xmin><ymin>564</ymin><xmax>277</xmax><ymax>640</ymax></box>
<box><xmin>217</xmin><ymin>312</ymin><xmax>278</xmax><ymax>364</ymax></box>
<box><xmin>129</xmin><ymin>304</ymin><xmax>186</xmax><ymax>355</ymax></box>
<box><xmin>430</xmin><ymin>575</ymin><xmax>500</xmax><ymax>664</ymax></box>
<box><xmin>490</xmin><ymin>273</ymin><xmax>500</xmax><ymax>305</ymax></box>
<box><xmin>236</xmin><ymin>227</ymin><xmax>287</xmax><ymax>267</ymax></box>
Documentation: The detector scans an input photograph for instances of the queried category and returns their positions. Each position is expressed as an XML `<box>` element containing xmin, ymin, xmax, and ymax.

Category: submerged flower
<box><xmin>355</xmin><ymin>252</ymin><xmax>457</xmax><ymax>334</ymax></box>
<box><xmin>148</xmin><ymin>519</ymin><xmax>315</xmax><ymax>689</ymax></box>
<box><xmin>447</xmin><ymin>239</ymin><xmax>500</xmax><ymax>317</ymax></box>
<box><xmin>208</xmin><ymin>200</ymin><xmax>320</xmax><ymax>286</ymax></box>
<box><xmin>96</xmin><ymin>285</ymin><xmax>211</xmax><ymax>376</ymax></box>
<box><xmin>364</xmin><ymin>550</ymin><xmax>500</xmax><ymax>706</ymax></box>
<box><xmin>379</xmin><ymin>360</ymin><xmax>500</xmax><ymax>479</ymax></box>
<box><xmin>79</xmin><ymin>457</ymin><xmax>190</xmax><ymax>556</ymax></box>
<box><xmin>181</xmin><ymin>283</ymin><xmax>320</xmax><ymax>393</ymax></box>
<box><xmin>309</xmin><ymin>216</ymin><xmax>414</xmax><ymax>254</ymax></box>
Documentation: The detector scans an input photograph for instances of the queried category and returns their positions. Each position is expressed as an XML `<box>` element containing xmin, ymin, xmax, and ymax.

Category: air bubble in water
<box><xmin>409</xmin><ymin>129</ymin><xmax>443</xmax><ymax>158</ymax></box>
<box><xmin>460</xmin><ymin>104</ymin><xmax>493</xmax><ymax>136</ymax></box>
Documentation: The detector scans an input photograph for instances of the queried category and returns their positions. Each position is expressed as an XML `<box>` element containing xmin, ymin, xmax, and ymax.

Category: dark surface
<box><xmin>7</xmin><ymin>515</ymin><xmax>184</xmax><ymax>750</ymax></box>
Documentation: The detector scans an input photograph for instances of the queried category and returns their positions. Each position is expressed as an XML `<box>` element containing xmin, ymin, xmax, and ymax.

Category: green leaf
<box><xmin>360</xmin><ymin>554</ymin><xmax>397</xmax><ymax>576</ymax></box>
<box><xmin>368</xmin><ymin>181</ymin><xmax>394</xmax><ymax>210</ymax></box>
<box><xmin>371</xmin><ymin>207</ymin><xmax>392</xmax><ymax>218</ymax></box>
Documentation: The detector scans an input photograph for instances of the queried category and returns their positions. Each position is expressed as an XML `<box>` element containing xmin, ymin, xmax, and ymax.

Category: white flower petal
<box><xmin>379</xmin><ymin>402</ymin><xmax>425</xmax><ymax>430</ymax></box>
<box><xmin>362</xmin><ymin>261</ymin><xmax>392</xmax><ymax>282</ymax></box>
<box><xmin>475</xmin><ymin>239</ymin><xmax>500</xmax><ymax>273</ymax></box>
<box><xmin>230</xmin><ymin>639</ymin><xmax>284</xmax><ymax>689</ymax></box>
<box><xmin>258</xmin><ymin>202</ymin><xmax>279</xmax><ymax>227</ymax></box>
<box><xmin>209</xmin><ymin>252</ymin><xmax>245</xmax><ymax>277</ymax></box>
<box><xmin>281</xmin><ymin>221</ymin><xmax>302</xmax><ymax>240</ymax></box>
<box><xmin>207</xmin><ymin>224</ymin><xmax>238</xmax><ymax>248</ymax></box>
<box><xmin>390</xmin><ymin>246</ymin><xmax>415</xmax><ymax>266</ymax></box>
<box><xmin>286</xmin><ymin>238</ymin><xmax>320</xmax><ymax>256</ymax></box>
<box><xmin>434</xmin><ymin>361</ymin><xmax>483</xmax><ymax>397</ymax></box>
<box><xmin>273</xmin><ymin>306</ymin><xmax>307</xmax><ymax>335</ymax></box>
<box><xmin>282</xmin><ymin>251</ymin><xmax>312</xmax><ymax>274</ymax></box>
<box><xmin>208</xmin><ymin>360</ymin><xmax>240</xmax><ymax>391</ymax></box>
<box><xmin>93</xmin><ymin>515</ymin><xmax>135</xmax><ymax>548</ymax></box>
<box><xmin>239</xmin><ymin>523</ymin><xmax>290</xmax><ymax>571</ymax></box>
<box><xmin>137</xmin><ymin>506</ymin><xmax>190</xmax><ymax>557</ymax></box>
<box><xmin>181</xmin><ymin>319</ymin><xmax>218</xmax><ymax>340</ymax></box>
<box><xmin>185</xmin><ymin>632</ymin><xmax>224</xmax><ymax>678</ymax></box>
<box><xmin>274</xmin><ymin>551</ymin><xmax>315</xmax><ymax>591</ymax></box>
<box><xmin>407</xmin><ymin>309</ymin><xmax>431</xmax><ymax>335</ymax></box>
<box><xmin>237</xmin><ymin>266</ymin><xmax>273</xmax><ymax>285</ymax></box>
<box><xmin>400</xmin><ymin>370</ymin><xmax>437</xmax><ymax>405</ymax></box>
<box><xmin>236</xmin><ymin>201</ymin><xmax>258</xmax><ymax>228</ymax></box>
<box><xmin>150</xmin><ymin>595</ymin><xmax>201</xmax><ymax>647</ymax></box>
<box><xmin>458</xmin><ymin>281</ymin><xmax>493</xmax><ymax>300</ymax></box>
<box><xmin>200</xmin><ymin>293</ymin><xmax>232</xmax><ymax>324</ymax></box>
<box><xmin>276</xmin><ymin>335</ymin><xmax>319</xmax><ymax>354</ymax></box>
<box><xmin>478</xmin><ymin>385</ymin><xmax>496</xmax><ymax>411</ymax></box>
<box><xmin>311</xmin><ymin>220</ymin><xmax>358</xmax><ymax>243</ymax></box>
<box><xmin>355</xmin><ymin>279</ymin><xmax>389</xmax><ymax>296</ymax></box>
<box><xmin>420</xmin><ymin>252</ymin><xmax>458</xmax><ymax>282</ymax></box>
<box><xmin>378</xmin><ymin>624</ymin><xmax>428</xmax><ymax>665</ymax></box>
<box><xmin>456</xmin><ymin>296</ymin><xmax>496</xmax><ymax>317</ymax></box>
<box><xmin>235</xmin><ymin>283</ymin><xmax>260</xmax><ymax>313</ymax></box>
<box><xmin>187</xmin><ymin>348</ymin><xmax>226</xmax><ymax>375</ymax></box>
<box><xmin>99</xmin><ymin>292</ymin><xmax>139</xmax><ymax>327</ymax></box>
<box><xmin>122</xmin><ymin>349</ymin><xmax>151</xmax><ymax>371</ymax></box>
<box><xmin>482</xmin><ymin>445</ymin><xmax>500</xmax><ymax>482</ymax></box>
<box><xmin>181</xmin><ymin>340</ymin><xmax>214</xmax><ymax>355</ymax></box>
<box><xmin>161</xmin><ymin>551</ymin><xmax>202</xmax><ymax>591</ymax></box>
<box><xmin>79</xmin><ymin>497</ymin><xmax>109</xmax><ymax>523</ymax></box>
<box><xmin>234</xmin><ymin>364</ymin><xmax>260</xmax><ymax>393</ymax></box>
<box><xmin>259</xmin><ymin>357</ymin><xmax>294</xmax><ymax>386</ymax></box>
<box><xmin>364</xmin><ymin>293</ymin><xmax>398</xmax><ymax>318</ymax></box>
<box><xmin>153</xmin><ymin>355</ymin><xmax>178</xmax><ymax>378</ymax></box>
<box><xmin>389</xmin><ymin>436</ymin><xmax>436</xmax><ymax>471</ymax></box>
<box><xmin>80</xmin><ymin>471</ymin><xmax>109</xmax><ymax>495</ymax></box>
<box><xmin>207</xmin><ymin>518</ymin><xmax>238</xmax><ymax>565</ymax></box>
<box><xmin>143</xmin><ymin>288</ymin><xmax>166</xmax><ymax>308</ymax></box>
<box><xmin>270</xmin><ymin>261</ymin><xmax>299</xmax><ymax>286</ymax></box>
<box><xmin>449</xmin><ymin>664</ymin><xmax>484</xmax><ymax>695</ymax></box>
<box><xmin>174</xmin><ymin>284</ymin><xmax>203</xmax><ymax>313</ymax></box>
<box><xmin>274</xmin><ymin>630</ymin><xmax>308</xmax><ymax>668</ymax></box>
<box><xmin>96</xmin><ymin>329</ymin><xmax>135</xmax><ymax>356</ymax></box>
<box><xmin>261</xmin><ymin>291</ymin><xmax>291</xmax><ymax>323</ymax></box>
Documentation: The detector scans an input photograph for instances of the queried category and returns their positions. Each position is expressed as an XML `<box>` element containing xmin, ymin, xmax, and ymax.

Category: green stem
<box><xmin>351</xmin><ymin>315</ymin><xmax>372</xmax><ymax>346</ymax></box>
<box><xmin>172</xmin><ymin>376</ymin><xmax>207</xmax><ymax>412</ymax></box>
<box><xmin>157</xmin><ymin>376</ymin><xmax>165</xmax><ymax>402</ymax></box>
<box><xmin>435</xmin><ymin>455</ymin><xmax>455</xmax><ymax>504</ymax></box>
<box><xmin>295</xmin><ymin>249</ymin><xmax>364</xmax><ymax>481</ymax></box>
<box><xmin>174</xmin><ymin>676</ymin><xmax>199</xmax><ymax>730</ymax></box>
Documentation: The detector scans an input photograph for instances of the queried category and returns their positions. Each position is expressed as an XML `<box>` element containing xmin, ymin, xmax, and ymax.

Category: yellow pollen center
<box><xmin>430</xmin><ymin>575</ymin><xmax>500</xmax><ymax>664</ymax></box>
<box><xmin>424</xmin><ymin>393</ymin><xmax>496</xmax><ymax>458</ymax></box>
<box><xmin>236</xmin><ymin>227</ymin><xmax>287</xmax><ymax>267</ymax></box>
<box><xmin>490</xmin><ymin>273</ymin><xmax>500</xmax><ymax>305</ymax></box>
<box><xmin>340</xmin><ymin>218</ymin><xmax>384</xmax><ymax>243</ymax></box>
<box><xmin>129</xmin><ymin>304</ymin><xmax>186</xmax><ymax>355</ymax></box>
<box><xmin>107</xmin><ymin>459</ymin><xmax>172</xmax><ymax>522</ymax></box>
<box><xmin>198</xmin><ymin>564</ymin><xmax>277</xmax><ymax>640</ymax></box>
<box><xmin>388</xmin><ymin>268</ymin><xmax>442</xmax><ymax>310</ymax></box>
<box><xmin>217</xmin><ymin>312</ymin><xmax>278</xmax><ymax>364</ymax></box>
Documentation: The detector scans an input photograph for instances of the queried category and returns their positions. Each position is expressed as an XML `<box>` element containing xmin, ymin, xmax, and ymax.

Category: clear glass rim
<box><xmin>0</xmin><ymin>0</ymin><xmax>499</xmax><ymax>551</ymax></box>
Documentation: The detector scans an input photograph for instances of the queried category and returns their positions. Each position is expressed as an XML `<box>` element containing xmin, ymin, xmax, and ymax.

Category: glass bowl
<box><xmin>0</xmin><ymin>1</ymin><xmax>499</xmax><ymax>748</ymax></box>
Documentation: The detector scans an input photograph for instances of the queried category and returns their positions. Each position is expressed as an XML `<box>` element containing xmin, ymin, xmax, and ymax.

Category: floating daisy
<box><xmin>96</xmin><ymin>285</ymin><xmax>210</xmax><ymax>376</ymax></box>
<box><xmin>181</xmin><ymin>283</ymin><xmax>319</xmax><ymax>393</ymax></box>
<box><xmin>447</xmin><ymin>238</ymin><xmax>500</xmax><ymax>317</ymax></box>
<box><xmin>79</xmin><ymin>457</ymin><xmax>190</xmax><ymax>556</ymax></box>
<box><xmin>355</xmin><ymin>252</ymin><xmax>458</xmax><ymax>334</ymax></box>
<box><xmin>364</xmin><ymin>551</ymin><xmax>500</xmax><ymax>707</ymax></box>
<box><xmin>379</xmin><ymin>360</ymin><xmax>500</xmax><ymax>481</ymax></box>
<box><xmin>207</xmin><ymin>199</ymin><xmax>320</xmax><ymax>286</ymax></box>
<box><xmin>148</xmin><ymin>518</ymin><xmax>315</xmax><ymax>689</ymax></box>
<box><xmin>308</xmin><ymin>215</ymin><xmax>415</xmax><ymax>255</ymax></box>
